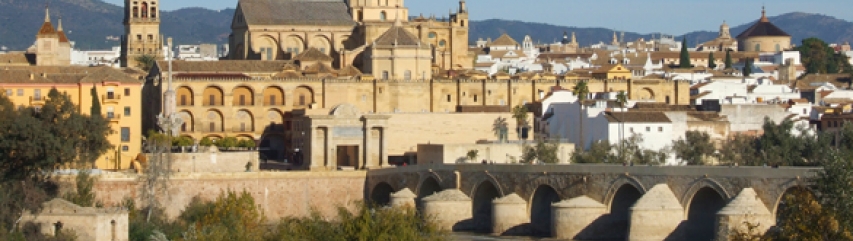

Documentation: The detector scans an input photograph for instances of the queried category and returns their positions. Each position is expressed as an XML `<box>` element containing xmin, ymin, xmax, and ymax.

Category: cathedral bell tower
<box><xmin>121</xmin><ymin>0</ymin><xmax>164</xmax><ymax>68</ymax></box>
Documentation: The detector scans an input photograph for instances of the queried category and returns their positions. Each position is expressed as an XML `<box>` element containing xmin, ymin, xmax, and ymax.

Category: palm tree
<box><xmin>492</xmin><ymin>117</ymin><xmax>509</xmax><ymax>143</ymax></box>
<box><xmin>511</xmin><ymin>105</ymin><xmax>529</xmax><ymax>140</ymax></box>
<box><xmin>616</xmin><ymin>91</ymin><xmax>628</xmax><ymax>162</ymax></box>
<box><xmin>572</xmin><ymin>82</ymin><xmax>590</xmax><ymax>150</ymax></box>
<box><xmin>135</xmin><ymin>54</ymin><xmax>157</xmax><ymax>72</ymax></box>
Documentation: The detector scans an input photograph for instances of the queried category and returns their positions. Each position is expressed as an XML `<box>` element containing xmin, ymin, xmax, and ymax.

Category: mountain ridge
<box><xmin>1</xmin><ymin>0</ymin><xmax>852</xmax><ymax>51</ymax></box>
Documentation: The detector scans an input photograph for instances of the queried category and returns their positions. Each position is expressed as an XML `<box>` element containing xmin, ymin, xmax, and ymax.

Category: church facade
<box><xmin>227</xmin><ymin>0</ymin><xmax>472</xmax><ymax>76</ymax></box>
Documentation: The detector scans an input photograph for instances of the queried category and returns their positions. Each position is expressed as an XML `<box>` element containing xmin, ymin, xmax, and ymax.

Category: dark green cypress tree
<box><xmin>708</xmin><ymin>52</ymin><xmax>717</xmax><ymax>69</ymax></box>
<box><xmin>744</xmin><ymin>59</ymin><xmax>753</xmax><ymax>77</ymax></box>
<box><xmin>725</xmin><ymin>50</ymin><xmax>733</xmax><ymax>69</ymax></box>
<box><xmin>679</xmin><ymin>37</ymin><xmax>692</xmax><ymax>69</ymax></box>
<box><xmin>90</xmin><ymin>85</ymin><xmax>101</xmax><ymax>117</ymax></box>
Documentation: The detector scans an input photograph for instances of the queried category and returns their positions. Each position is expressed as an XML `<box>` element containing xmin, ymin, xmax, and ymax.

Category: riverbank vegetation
<box><xmin>128</xmin><ymin>190</ymin><xmax>447</xmax><ymax>241</ymax></box>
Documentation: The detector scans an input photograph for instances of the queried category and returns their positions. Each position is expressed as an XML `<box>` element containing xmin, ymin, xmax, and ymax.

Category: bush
<box><xmin>237</xmin><ymin>139</ymin><xmax>256</xmax><ymax>149</ymax></box>
<box><xmin>216</xmin><ymin>137</ymin><xmax>239</xmax><ymax>149</ymax></box>
<box><xmin>199</xmin><ymin>137</ymin><xmax>214</xmax><ymax>147</ymax></box>
<box><xmin>172</xmin><ymin>136</ymin><xmax>195</xmax><ymax>147</ymax></box>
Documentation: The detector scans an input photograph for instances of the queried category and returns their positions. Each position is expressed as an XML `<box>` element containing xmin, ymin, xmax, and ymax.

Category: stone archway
<box><xmin>416</xmin><ymin>176</ymin><xmax>442</xmax><ymax>211</ymax></box>
<box><xmin>471</xmin><ymin>181</ymin><xmax>502</xmax><ymax>233</ymax></box>
<box><xmin>685</xmin><ymin>187</ymin><xmax>727</xmax><ymax>239</ymax></box>
<box><xmin>607</xmin><ymin>184</ymin><xmax>643</xmax><ymax>239</ymax></box>
<box><xmin>370</xmin><ymin>182</ymin><xmax>394</xmax><ymax>207</ymax></box>
<box><xmin>529</xmin><ymin>184</ymin><xmax>560</xmax><ymax>236</ymax></box>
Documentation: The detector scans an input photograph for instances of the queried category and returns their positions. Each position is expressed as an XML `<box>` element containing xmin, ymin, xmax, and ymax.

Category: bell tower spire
<box><xmin>44</xmin><ymin>3</ymin><xmax>51</xmax><ymax>22</ymax></box>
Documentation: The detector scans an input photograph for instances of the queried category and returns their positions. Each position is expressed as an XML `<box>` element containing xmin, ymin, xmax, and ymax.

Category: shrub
<box><xmin>172</xmin><ymin>136</ymin><xmax>195</xmax><ymax>147</ymax></box>
<box><xmin>216</xmin><ymin>137</ymin><xmax>239</xmax><ymax>149</ymax></box>
<box><xmin>237</xmin><ymin>139</ymin><xmax>256</xmax><ymax>149</ymax></box>
<box><xmin>199</xmin><ymin>137</ymin><xmax>214</xmax><ymax>147</ymax></box>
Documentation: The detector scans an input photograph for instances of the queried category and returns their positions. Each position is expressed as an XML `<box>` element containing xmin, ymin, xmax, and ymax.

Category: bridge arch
<box><xmin>681</xmin><ymin>178</ymin><xmax>731</xmax><ymax>211</ymax></box>
<box><xmin>470</xmin><ymin>180</ymin><xmax>504</xmax><ymax>232</ymax></box>
<box><xmin>529</xmin><ymin>184</ymin><xmax>561</xmax><ymax>236</ymax></box>
<box><xmin>416</xmin><ymin>175</ymin><xmax>443</xmax><ymax>210</ymax></box>
<box><xmin>603</xmin><ymin>175</ymin><xmax>647</xmax><ymax>213</ymax></box>
<box><xmin>605</xmin><ymin>181</ymin><xmax>645</xmax><ymax>239</ymax></box>
<box><xmin>684</xmin><ymin>186</ymin><xmax>728</xmax><ymax>240</ymax></box>
<box><xmin>772</xmin><ymin>184</ymin><xmax>813</xmax><ymax>216</ymax></box>
<box><xmin>370</xmin><ymin>182</ymin><xmax>394</xmax><ymax>207</ymax></box>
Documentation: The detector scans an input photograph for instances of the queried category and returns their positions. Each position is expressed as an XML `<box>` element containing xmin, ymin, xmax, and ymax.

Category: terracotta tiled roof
<box><xmin>273</xmin><ymin>71</ymin><xmax>303</xmax><ymax>78</ymax></box>
<box><xmin>155</xmin><ymin>60</ymin><xmax>295</xmax><ymax>73</ymax></box>
<box><xmin>0</xmin><ymin>66</ymin><xmax>139</xmax><ymax>84</ymax></box>
<box><xmin>57</xmin><ymin>31</ymin><xmax>69</xmax><ymax>43</ymax></box>
<box><xmin>237</xmin><ymin>0</ymin><xmax>355</xmax><ymax>26</ymax></box>
<box><xmin>337</xmin><ymin>65</ymin><xmax>362</xmax><ymax>77</ymax></box>
<box><xmin>37</xmin><ymin>22</ymin><xmax>56</xmax><ymax>35</ymax></box>
<box><xmin>490</xmin><ymin>34</ymin><xmax>519</xmax><ymax>46</ymax></box>
<box><xmin>737</xmin><ymin>20</ymin><xmax>790</xmax><ymax>38</ymax></box>
<box><xmin>373</xmin><ymin>26</ymin><xmax>424</xmax><ymax>46</ymax></box>
<box><xmin>303</xmin><ymin>62</ymin><xmax>336</xmax><ymax>74</ymax></box>
<box><xmin>294</xmin><ymin>48</ymin><xmax>333</xmax><ymax>62</ymax></box>
<box><xmin>0</xmin><ymin>53</ymin><xmax>35</xmax><ymax>65</ymax></box>
<box><xmin>605</xmin><ymin>111</ymin><xmax>672</xmax><ymax>123</ymax></box>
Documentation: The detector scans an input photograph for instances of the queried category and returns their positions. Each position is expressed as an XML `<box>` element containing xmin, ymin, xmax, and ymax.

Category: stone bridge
<box><xmin>366</xmin><ymin>164</ymin><xmax>819</xmax><ymax>241</ymax></box>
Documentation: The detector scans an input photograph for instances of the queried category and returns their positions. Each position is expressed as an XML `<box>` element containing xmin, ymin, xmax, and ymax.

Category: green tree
<box><xmin>466</xmin><ymin>149</ymin><xmax>479</xmax><ymax>163</ymax></box>
<box><xmin>719</xmin><ymin>134</ymin><xmax>758</xmax><ymax>166</ymax></box>
<box><xmin>216</xmin><ymin>137</ymin><xmax>239</xmax><ymax>149</ymax></box>
<box><xmin>709</xmin><ymin>52</ymin><xmax>717</xmax><ymax>69</ymax></box>
<box><xmin>182</xmin><ymin>190</ymin><xmax>266</xmax><ymax>241</ymax></box>
<box><xmin>135</xmin><ymin>54</ymin><xmax>157</xmax><ymax>72</ymax></box>
<box><xmin>199</xmin><ymin>137</ymin><xmax>214</xmax><ymax>147</ymax></box>
<box><xmin>572</xmin><ymin>82</ymin><xmax>590</xmax><ymax>150</ymax></box>
<box><xmin>62</xmin><ymin>170</ymin><xmax>100</xmax><ymax>207</ymax></box>
<box><xmin>725</xmin><ymin>50</ymin><xmax>733</xmax><ymax>69</ymax></box>
<box><xmin>679</xmin><ymin>36</ymin><xmax>692</xmax><ymax>69</ymax></box>
<box><xmin>511</xmin><ymin>105</ymin><xmax>529</xmax><ymax>140</ymax></box>
<box><xmin>571</xmin><ymin>140</ymin><xmax>613</xmax><ymax>164</ymax></box>
<box><xmin>90</xmin><ymin>85</ymin><xmax>101</xmax><ymax>117</ymax></box>
<box><xmin>534</xmin><ymin>138</ymin><xmax>560</xmax><ymax>164</ymax></box>
<box><xmin>759</xmin><ymin>187</ymin><xmax>853</xmax><ymax>241</ymax></box>
<box><xmin>672</xmin><ymin>131</ymin><xmax>716</xmax><ymax>165</ymax></box>
<box><xmin>743</xmin><ymin>59</ymin><xmax>754</xmax><ymax>77</ymax></box>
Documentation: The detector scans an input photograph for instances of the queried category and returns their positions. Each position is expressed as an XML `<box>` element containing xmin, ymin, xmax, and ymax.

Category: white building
<box><xmin>71</xmin><ymin>46</ymin><xmax>120</xmax><ymax>67</ymax></box>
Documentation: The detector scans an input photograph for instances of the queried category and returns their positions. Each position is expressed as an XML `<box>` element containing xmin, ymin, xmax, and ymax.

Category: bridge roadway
<box><xmin>367</xmin><ymin>164</ymin><xmax>820</xmax><ymax>241</ymax></box>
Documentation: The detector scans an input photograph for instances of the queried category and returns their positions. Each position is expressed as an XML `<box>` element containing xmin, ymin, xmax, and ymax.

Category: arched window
<box><xmin>132</xmin><ymin>6</ymin><xmax>139</xmax><ymax>18</ymax></box>
<box><xmin>775</xmin><ymin>44</ymin><xmax>781</xmax><ymax>52</ymax></box>
<box><xmin>151</xmin><ymin>7</ymin><xmax>157</xmax><ymax>18</ymax></box>
<box><xmin>380</xmin><ymin>11</ymin><xmax>387</xmax><ymax>21</ymax></box>
<box><xmin>141</xmin><ymin>2</ymin><xmax>149</xmax><ymax>18</ymax></box>
<box><xmin>382</xmin><ymin>71</ymin><xmax>390</xmax><ymax>80</ymax></box>
<box><xmin>439</xmin><ymin>40</ymin><xmax>447</xmax><ymax>47</ymax></box>
<box><xmin>754</xmin><ymin>43</ymin><xmax>760</xmax><ymax>52</ymax></box>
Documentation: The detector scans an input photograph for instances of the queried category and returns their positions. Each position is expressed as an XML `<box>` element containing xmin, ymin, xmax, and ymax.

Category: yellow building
<box><xmin>591</xmin><ymin>64</ymin><xmax>632</xmax><ymax>80</ymax></box>
<box><xmin>227</xmin><ymin>0</ymin><xmax>471</xmax><ymax>74</ymax></box>
<box><xmin>736</xmin><ymin>7</ymin><xmax>791</xmax><ymax>53</ymax></box>
<box><xmin>0</xmin><ymin>66</ymin><xmax>144</xmax><ymax>170</ymax></box>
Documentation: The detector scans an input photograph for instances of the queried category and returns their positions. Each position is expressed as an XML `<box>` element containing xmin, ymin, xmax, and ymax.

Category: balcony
<box><xmin>102</xmin><ymin>94</ymin><xmax>122</xmax><ymax>104</ymax></box>
<box><xmin>29</xmin><ymin>96</ymin><xmax>45</xmax><ymax>105</ymax></box>
<box><xmin>106</xmin><ymin>113</ymin><xmax>121</xmax><ymax>122</ymax></box>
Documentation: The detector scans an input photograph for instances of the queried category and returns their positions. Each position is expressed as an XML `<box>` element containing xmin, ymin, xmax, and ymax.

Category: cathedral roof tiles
<box><xmin>237</xmin><ymin>0</ymin><xmax>356</xmax><ymax>26</ymax></box>
<box><xmin>294</xmin><ymin>48</ymin><xmax>333</xmax><ymax>62</ymax></box>
<box><xmin>490</xmin><ymin>33</ymin><xmax>519</xmax><ymax>46</ymax></box>
<box><xmin>373</xmin><ymin>26</ymin><xmax>425</xmax><ymax>46</ymax></box>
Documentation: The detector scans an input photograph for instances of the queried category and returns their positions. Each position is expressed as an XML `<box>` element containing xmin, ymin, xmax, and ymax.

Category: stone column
<box><xmin>378</xmin><ymin>127</ymin><xmax>386</xmax><ymax>166</ymax></box>
<box><xmin>422</xmin><ymin>189</ymin><xmax>472</xmax><ymax>231</ymax></box>
<box><xmin>492</xmin><ymin>193</ymin><xmax>529</xmax><ymax>235</ymax></box>
<box><xmin>389</xmin><ymin>188</ymin><xmax>417</xmax><ymax>209</ymax></box>
<box><xmin>552</xmin><ymin>196</ymin><xmax>607</xmax><ymax>240</ymax></box>
<box><xmin>628</xmin><ymin>184</ymin><xmax>684</xmax><ymax>241</ymax></box>
<box><xmin>715</xmin><ymin>188</ymin><xmax>774</xmax><ymax>241</ymax></box>
<box><xmin>326</xmin><ymin>127</ymin><xmax>336</xmax><ymax>170</ymax></box>
<box><xmin>308</xmin><ymin>126</ymin><xmax>323</xmax><ymax>170</ymax></box>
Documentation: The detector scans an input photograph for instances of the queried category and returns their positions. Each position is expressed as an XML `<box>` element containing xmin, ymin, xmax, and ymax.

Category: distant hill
<box><xmin>0</xmin><ymin>0</ymin><xmax>852</xmax><ymax>51</ymax></box>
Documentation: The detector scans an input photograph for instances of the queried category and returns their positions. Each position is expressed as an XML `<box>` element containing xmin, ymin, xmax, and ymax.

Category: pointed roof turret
<box><xmin>57</xmin><ymin>16</ymin><xmax>70</xmax><ymax>43</ymax></box>
<box><xmin>37</xmin><ymin>5</ymin><xmax>57</xmax><ymax>36</ymax></box>
<box><xmin>374</xmin><ymin>25</ymin><xmax>425</xmax><ymax>46</ymax></box>
<box><xmin>571</xmin><ymin>32</ymin><xmax>577</xmax><ymax>44</ymax></box>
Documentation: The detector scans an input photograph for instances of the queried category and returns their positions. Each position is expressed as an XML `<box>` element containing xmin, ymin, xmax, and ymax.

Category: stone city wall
<box><xmin>60</xmin><ymin>171</ymin><xmax>367</xmax><ymax>221</ymax></box>
<box><xmin>161</xmin><ymin>151</ymin><xmax>260</xmax><ymax>173</ymax></box>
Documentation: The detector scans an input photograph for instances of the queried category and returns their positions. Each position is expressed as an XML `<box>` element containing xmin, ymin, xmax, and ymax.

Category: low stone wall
<box><xmin>61</xmin><ymin>171</ymin><xmax>367</xmax><ymax>221</ymax></box>
<box><xmin>417</xmin><ymin>142</ymin><xmax>575</xmax><ymax>164</ymax></box>
<box><xmin>146</xmin><ymin>151</ymin><xmax>260</xmax><ymax>173</ymax></box>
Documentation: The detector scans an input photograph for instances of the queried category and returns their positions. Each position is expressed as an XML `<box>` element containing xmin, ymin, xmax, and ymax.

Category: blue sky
<box><xmin>100</xmin><ymin>0</ymin><xmax>851</xmax><ymax>35</ymax></box>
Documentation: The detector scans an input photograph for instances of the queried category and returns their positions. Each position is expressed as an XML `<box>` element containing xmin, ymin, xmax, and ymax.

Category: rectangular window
<box><xmin>658</xmin><ymin>127</ymin><xmax>663</xmax><ymax>132</ymax></box>
<box><xmin>136</xmin><ymin>35</ymin><xmax>142</xmax><ymax>41</ymax></box>
<box><xmin>646</xmin><ymin>127</ymin><xmax>651</xmax><ymax>132</ymax></box>
<box><xmin>447</xmin><ymin>95</ymin><xmax>451</xmax><ymax>102</ymax></box>
<box><xmin>240</xmin><ymin>123</ymin><xmax>246</xmax><ymax>132</ymax></box>
<box><xmin>122</xmin><ymin>145</ymin><xmax>129</xmax><ymax>152</ymax></box>
<box><xmin>107</xmin><ymin>91</ymin><xmax>115</xmax><ymax>99</ymax></box>
<box><xmin>34</xmin><ymin>89</ymin><xmax>41</xmax><ymax>99</ymax></box>
<box><xmin>239</xmin><ymin>95</ymin><xmax>246</xmax><ymax>106</ymax></box>
<box><xmin>473</xmin><ymin>95</ymin><xmax>478</xmax><ymax>102</ymax></box>
<box><xmin>209</xmin><ymin>95</ymin><xmax>215</xmax><ymax>105</ymax></box>
<box><xmin>270</xmin><ymin>96</ymin><xmax>276</xmax><ymax>105</ymax></box>
<box><xmin>5</xmin><ymin>89</ymin><xmax>11</xmax><ymax>96</ymax></box>
<box><xmin>299</xmin><ymin>95</ymin><xmax>306</xmax><ymax>106</ymax></box>
<box><xmin>124</xmin><ymin>107</ymin><xmax>131</xmax><ymax>116</ymax></box>
<box><xmin>121</xmin><ymin>127</ymin><xmax>130</xmax><ymax>142</ymax></box>
<box><xmin>17</xmin><ymin>89</ymin><xmax>23</xmax><ymax>96</ymax></box>
<box><xmin>180</xmin><ymin>95</ymin><xmax>187</xmax><ymax>106</ymax></box>
<box><xmin>209</xmin><ymin>123</ymin><xmax>215</xmax><ymax>132</ymax></box>
<box><xmin>124</xmin><ymin>88</ymin><xmax>131</xmax><ymax>96</ymax></box>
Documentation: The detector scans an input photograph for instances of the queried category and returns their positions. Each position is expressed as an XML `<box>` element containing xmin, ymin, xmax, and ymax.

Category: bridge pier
<box><xmin>551</xmin><ymin>196</ymin><xmax>607</xmax><ymax>240</ymax></box>
<box><xmin>389</xmin><ymin>188</ymin><xmax>416</xmax><ymax>208</ymax></box>
<box><xmin>628</xmin><ymin>184</ymin><xmax>684</xmax><ymax>241</ymax></box>
<box><xmin>422</xmin><ymin>189</ymin><xmax>472</xmax><ymax>231</ymax></box>
<box><xmin>715</xmin><ymin>188</ymin><xmax>774</xmax><ymax>241</ymax></box>
<box><xmin>491</xmin><ymin>193</ymin><xmax>529</xmax><ymax>235</ymax></box>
